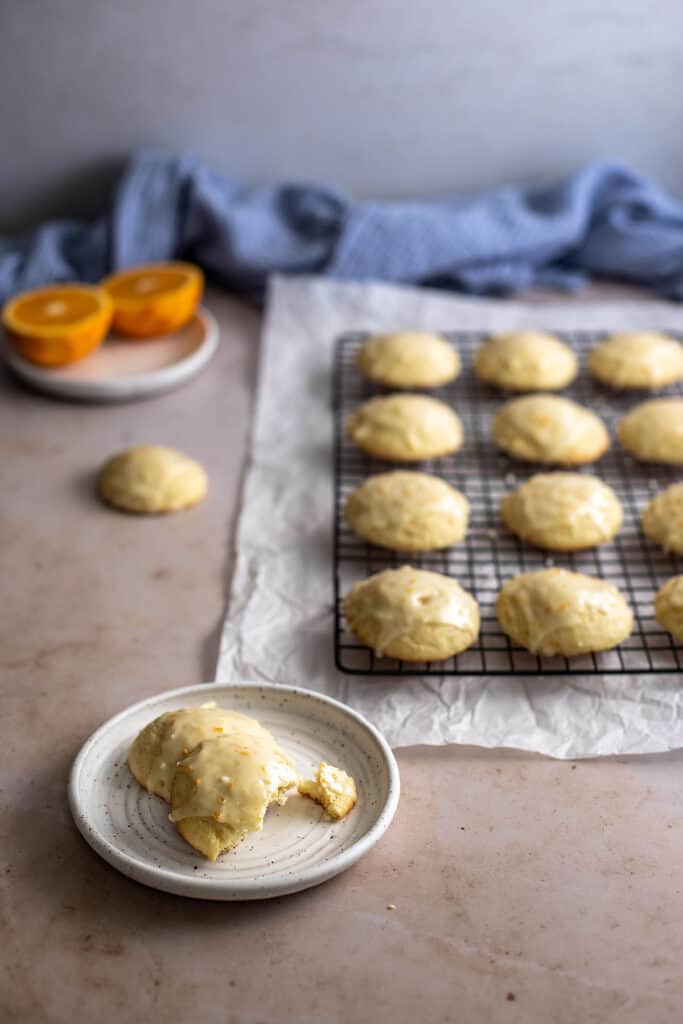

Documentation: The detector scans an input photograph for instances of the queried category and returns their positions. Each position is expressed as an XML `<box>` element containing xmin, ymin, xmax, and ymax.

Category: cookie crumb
<box><xmin>299</xmin><ymin>763</ymin><xmax>357</xmax><ymax>819</ymax></box>
<box><xmin>387</xmin><ymin>903</ymin><xmax>397</xmax><ymax>910</ymax></box>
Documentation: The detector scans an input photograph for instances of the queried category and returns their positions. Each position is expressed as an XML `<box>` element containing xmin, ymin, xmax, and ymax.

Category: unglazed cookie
<box><xmin>496</xmin><ymin>568</ymin><xmax>633</xmax><ymax>656</ymax></box>
<box><xmin>128</xmin><ymin>703</ymin><xmax>271</xmax><ymax>801</ymax></box>
<box><xmin>588</xmin><ymin>332</ymin><xmax>683</xmax><ymax>389</ymax></box>
<box><xmin>343</xmin><ymin>565</ymin><xmax>479</xmax><ymax>661</ymax></box>
<box><xmin>641</xmin><ymin>483</ymin><xmax>683</xmax><ymax>554</ymax></box>
<box><xmin>169</xmin><ymin>732</ymin><xmax>298</xmax><ymax>860</ymax></box>
<box><xmin>474</xmin><ymin>331</ymin><xmax>577</xmax><ymax>391</ymax></box>
<box><xmin>492</xmin><ymin>395</ymin><xmax>609</xmax><ymax>465</ymax></box>
<box><xmin>344</xmin><ymin>471</ymin><xmax>468</xmax><ymax>551</ymax></box>
<box><xmin>655</xmin><ymin>576</ymin><xmax>683</xmax><ymax>642</ymax></box>
<box><xmin>618</xmin><ymin>399</ymin><xmax>683</xmax><ymax>464</ymax></box>
<box><xmin>98</xmin><ymin>445</ymin><xmax>207</xmax><ymax>513</ymax></box>
<box><xmin>356</xmin><ymin>331</ymin><xmax>460</xmax><ymax>388</ymax></box>
<box><xmin>346</xmin><ymin>394</ymin><xmax>463</xmax><ymax>462</ymax></box>
<box><xmin>500</xmin><ymin>473</ymin><xmax>622</xmax><ymax>551</ymax></box>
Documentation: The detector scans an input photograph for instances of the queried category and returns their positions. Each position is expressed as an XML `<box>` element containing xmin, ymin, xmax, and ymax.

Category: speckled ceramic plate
<box><xmin>3</xmin><ymin>307</ymin><xmax>218</xmax><ymax>403</ymax></box>
<box><xmin>69</xmin><ymin>683</ymin><xmax>399</xmax><ymax>900</ymax></box>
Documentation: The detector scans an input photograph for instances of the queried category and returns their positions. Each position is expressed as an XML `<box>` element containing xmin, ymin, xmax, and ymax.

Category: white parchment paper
<box><xmin>217</xmin><ymin>275</ymin><xmax>683</xmax><ymax>757</ymax></box>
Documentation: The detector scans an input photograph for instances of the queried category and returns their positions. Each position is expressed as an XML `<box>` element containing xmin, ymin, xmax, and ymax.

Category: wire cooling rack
<box><xmin>333</xmin><ymin>330</ymin><xmax>683</xmax><ymax>676</ymax></box>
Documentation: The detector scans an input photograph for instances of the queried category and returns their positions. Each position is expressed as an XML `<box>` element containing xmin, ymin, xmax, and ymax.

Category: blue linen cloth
<box><xmin>2</xmin><ymin>149</ymin><xmax>683</xmax><ymax>303</ymax></box>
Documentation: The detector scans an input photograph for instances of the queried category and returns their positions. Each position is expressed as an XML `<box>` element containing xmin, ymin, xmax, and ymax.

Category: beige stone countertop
<box><xmin>2</xmin><ymin>288</ymin><xmax>683</xmax><ymax>1024</ymax></box>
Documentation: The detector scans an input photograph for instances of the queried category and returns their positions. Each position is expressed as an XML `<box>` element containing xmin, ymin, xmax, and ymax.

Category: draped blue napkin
<box><xmin>2</xmin><ymin>149</ymin><xmax>683</xmax><ymax>303</ymax></box>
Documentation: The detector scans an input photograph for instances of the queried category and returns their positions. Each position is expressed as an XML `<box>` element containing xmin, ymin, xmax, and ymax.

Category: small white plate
<box><xmin>3</xmin><ymin>307</ymin><xmax>218</xmax><ymax>403</ymax></box>
<box><xmin>69</xmin><ymin>683</ymin><xmax>400</xmax><ymax>900</ymax></box>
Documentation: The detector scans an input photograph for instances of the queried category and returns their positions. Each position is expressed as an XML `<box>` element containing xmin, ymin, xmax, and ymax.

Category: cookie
<box><xmin>492</xmin><ymin>395</ymin><xmax>609</xmax><ymax>465</ymax></box>
<box><xmin>617</xmin><ymin>399</ymin><xmax>683</xmax><ymax>464</ymax></box>
<box><xmin>588</xmin><ymin>332</ymin><xmax>683</xmax><ymax>389</ymax></box>
<box><xmin>346</xmin><ymin>394</ymin><xmax>463</xmax><ymax>462</ymax></box>
<box><xmin>128</xmin><ymin>704</ymin><xmax>271</xmax><ymax>801</ymax></box>
<box><xmin>496</xmin><ymin>568</ymin><xmax>633</xmax><ymax>657</ymax></box>
<box><xmin>298</xmin><ymin>763</ymin><xmax>357</xmax><ymax>820</ymax></box>
<box><xmin>655</xmin><ymin>576</ymin><xmax>683</xmax><ymax>642</ymax></box>
<box><xmin>98</xmin><ymin>445</ymin><xmax>207</xmax><ymax>514</ymax></box>
<box><xmin>500</xmin><ymin>472</ymin><xmax>622</xmax><ymax>551</ymax></box>
<box><xmin>641</xmin><ymin>483</ymin><xmax>683</xmax><ymax>554</ymax></box>
<box><xmin>169</xmin><ymin>733</ymin><xmax>298</xmax><ymax>861</ymax></box>
<box><xmin>343</xmin><ymin>565</ymin><xmax>479</xmax><ymax>661</ymax></box>
<box><xmin>356</xmin><ymin>331</ymin><xmax>460</xmax><ymax>388</ymax></box>
<box><xmin>474</xmin><ymin>331</ymin><xmax>577</xmax><ymax>391</ymax></box>
<box><xmin>344</xmin><ymin>471</ymin><xmax>468</xmax><ymax>551</ymax></box>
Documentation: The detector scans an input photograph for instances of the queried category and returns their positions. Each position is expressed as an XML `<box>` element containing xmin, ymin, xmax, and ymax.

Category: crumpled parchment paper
<box><xmin>217</xmin><ymin>275</ymin><xmax>683</xmax><ymax>757</ymax></box>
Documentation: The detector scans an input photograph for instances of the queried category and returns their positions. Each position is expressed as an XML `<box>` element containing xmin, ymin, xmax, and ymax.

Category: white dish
<box><xmin>3</xmin><ymin>307</ymin><xmax>218</xmax><ymax>403</ymax></box>
<box><xmin>69</xmin><ymin>682</ymin><xmax>400</xmax><ymax>900</ymax></box>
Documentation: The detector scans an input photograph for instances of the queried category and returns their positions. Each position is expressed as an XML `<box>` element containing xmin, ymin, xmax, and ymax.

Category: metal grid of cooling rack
<box><xmin>333</xmin><ymin>330</ymin><xmax>683</xmax><ymax>676</ymax></box>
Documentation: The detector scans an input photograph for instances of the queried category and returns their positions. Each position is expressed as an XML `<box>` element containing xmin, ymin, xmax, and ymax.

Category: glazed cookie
<box><xmin>356</xmin><ymin>331</ymin><xmax>460</xmax><ymax>388</ymax></box>
<box><xmin>343</xmin><ymin>565</ymin><xmax>479</xmax><ymax>661</ymax></box>
<box><xmin>496</xmin><ymin>568</ymin><xmax>633</xmax><ymax>657</ymax></box>
<box><xmin>492</xmin><ymin>395</ymin><xmax>609</xmax><ymax>465</ymax></box>
<box><xmin>641</xmin><ymin>483</ymin><xmax>683</xmax><ymax>554</ymax></box>
<box><xmin>655</xmin><ymin>576</ymin><xmax>683</xmax><ymax>642</ymax></box>
<box><xmin>98</xmin><ymin>445</ymin><xmax>207</xmax><ymax>514</ymax></box>
<box><xmin>170</xmin><ymin>732</ymin><xmax>298</xmax><ymax>861</ymax></box>
<box><xmin>346</xmin><ymin>394</ymin><xmax>463</xmax><ymax>462</ymax></box>
<box><xmin>618</xmin><ymin>399</ymin><xmax>683</xmax><ymax>464</ymax></box>
<box><xmin>128</xmin><ymin>703</ymin><xmax>271</xmax><ymax>800</ymax></box>
<box><xmin>500</xmin><ymin>472</ymin><xmax>622</xmax><ymax>551</ymax></box>
<box><xmin>344</xmin><ymin>471</ymin><xmax>469</xmax><ymax>551</ymax></box>
<box><xmin>474</xmin><ymin>331</ymin><xmax>577</xmax><ymax>391</ymax></box>
<box><xmin>588</xmin><ymin>332</ymin><xmax>683</xmax><ymax>389</ymax></box>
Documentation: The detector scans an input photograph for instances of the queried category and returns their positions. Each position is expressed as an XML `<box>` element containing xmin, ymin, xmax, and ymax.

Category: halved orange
<box><xmin>102</xmin><ymin>262</ymin><xmax>204</xmax><ymax>338</ymax></box>
<box><xmin>2</xmin><ymin>284</ymin><xmax>114</xmax><ymax>367</ymax></box>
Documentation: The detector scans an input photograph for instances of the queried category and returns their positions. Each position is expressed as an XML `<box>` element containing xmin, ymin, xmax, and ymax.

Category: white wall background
<box><xmin>4</xmin><ymin>0</ymin><xmax>683</xmax><ymax>230</ymax></box>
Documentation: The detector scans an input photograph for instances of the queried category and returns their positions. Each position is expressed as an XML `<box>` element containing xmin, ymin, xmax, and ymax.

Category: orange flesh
<box><xmin>10</xmin><ymin>290</ymin><xmax>101</xmax><ymax>326</ymax></box>
<box><xmin>106</xmin><ymin>268</ymin><xmax>191</xmax><ymax>301</ymax></box>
